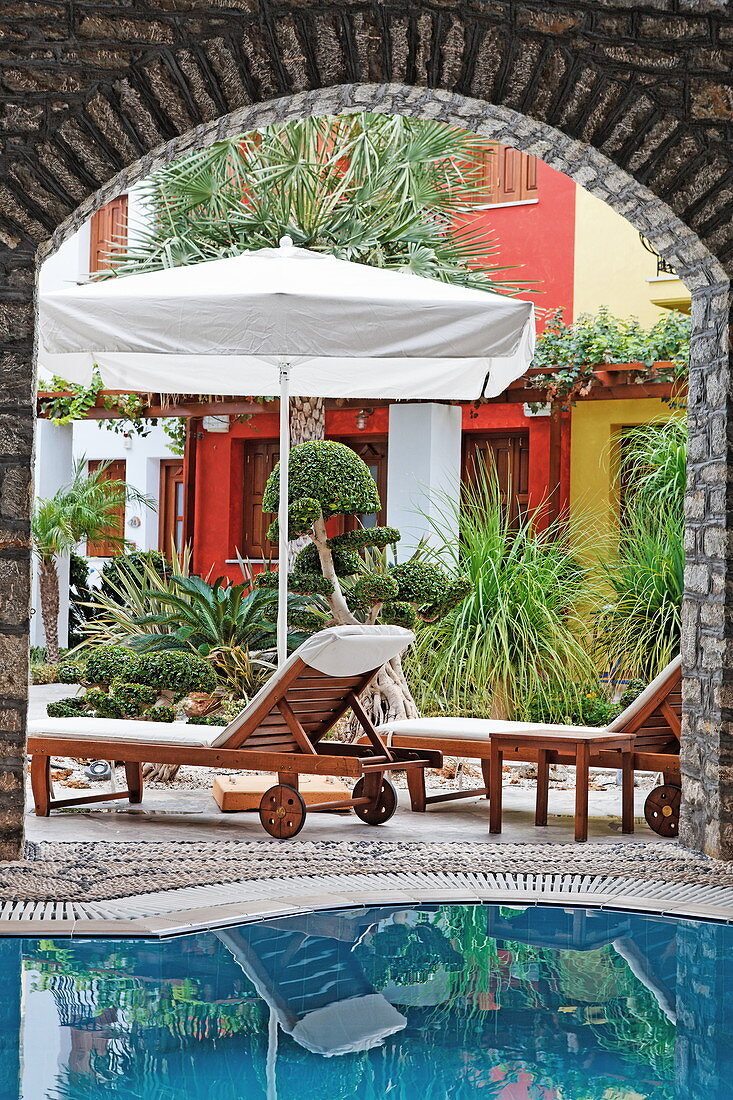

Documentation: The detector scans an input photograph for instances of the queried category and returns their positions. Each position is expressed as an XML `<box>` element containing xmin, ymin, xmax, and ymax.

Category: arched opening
<box><xmin>15</xmin><ymin>84</ymin><xmax>732</xmax><ymax>860</ymax></box>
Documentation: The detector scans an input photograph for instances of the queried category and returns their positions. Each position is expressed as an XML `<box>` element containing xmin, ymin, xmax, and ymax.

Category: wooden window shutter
<box><xmin>89</xmin><ymin>195</ymin><xmax>128</xmax><ymax>274</ymax></box>
<box><xmin>86</xmin><ymin>460</ymin><xmax>127</xmax><ymax>557</ymax></box>
<box><xmin>481</xmin><ymin>144</ymin><xmax>539</xmax><ymax>206</ymax></box>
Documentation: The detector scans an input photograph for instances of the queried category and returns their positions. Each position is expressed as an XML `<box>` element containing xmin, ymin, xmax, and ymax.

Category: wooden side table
<box><xmin>488</xmin><ymin>729</ymin><xmax>636</xmax><ymax>842</ymax></box>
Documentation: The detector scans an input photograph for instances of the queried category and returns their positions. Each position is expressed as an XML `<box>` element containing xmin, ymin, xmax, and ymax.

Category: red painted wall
<box><xmin>460</xmin><ymin>157</ymin><xmax>576</xmax><ymax>329</ymax></box>
<box><xmin>191</xmin><ymin>154</ymin><xmax>577</xmax><ymax>580</ymax></box>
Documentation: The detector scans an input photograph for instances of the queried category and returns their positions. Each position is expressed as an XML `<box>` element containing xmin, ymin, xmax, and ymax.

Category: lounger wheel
<box><xmin>352</xmin><ymin>776</ymin><xmax>398</xmax><ymax>825</ymax></box>
<box><xmin>644</xmin><ymin>783</ymin><xmax>682</xmax><ymax>837</ymax></box>
<box><xmin>259</xmin><ymin>784</ymin><xmax>307</xmax><ymax>839</ymax></box>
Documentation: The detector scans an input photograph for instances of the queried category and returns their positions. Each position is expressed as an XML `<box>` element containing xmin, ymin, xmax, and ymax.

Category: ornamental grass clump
<box><xmin>595</xmin><ymin>418</ymin><xmax>685</xmax><ymax>679</ymax></box>
<box><xmin>410</xmin><ymin>469</ymin><xmax>597</xmax><ymax>720</ymax></box>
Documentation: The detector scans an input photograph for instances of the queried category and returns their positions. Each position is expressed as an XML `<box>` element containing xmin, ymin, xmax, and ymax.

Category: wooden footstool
<box><xmin>488</xmin><ymin>729</ymin><xmax>636</xmax><ymax>842</ymax></box>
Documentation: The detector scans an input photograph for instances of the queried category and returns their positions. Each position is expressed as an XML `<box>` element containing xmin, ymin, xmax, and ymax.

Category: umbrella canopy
<box><xmin>39</xmin><ymin>239</ymin><xmax>534</xmax><ymax>400</ymax></box>
<box><xmin>39</xmin><ymin>238</ymin><xmax>536</xmax><ymax>662</ymax></box>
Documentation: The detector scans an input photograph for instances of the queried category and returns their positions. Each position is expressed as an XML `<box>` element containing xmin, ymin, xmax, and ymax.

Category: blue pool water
<box><xmin>1</xmin><ymin>903</ymin><xmax>731</xmax><ymax>1099</ymax></box>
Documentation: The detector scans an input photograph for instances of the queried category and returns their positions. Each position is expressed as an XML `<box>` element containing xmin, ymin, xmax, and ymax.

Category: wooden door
<box><xmin>463</xmin><ymin>433</ymin><xmax>529</xmax><ymax>526</ymax></box>
<box><xmin>242</xmin><ymin>439</ymin><xmax>280</xmax><ymax>559</ymax></box>
<box><xmin>89</xmin><ymin>194</ymin><xmax>128</xmax><ymax>273</ymax></box>
<box><xmin>159</xmin><ymin>459</ymin><xmax>185</xmax><ymax>555</ymax></box>
<box><xmin>86</xmin><ymin>460</ymin><xmax>126</xmax><ymax>557</ymax></box>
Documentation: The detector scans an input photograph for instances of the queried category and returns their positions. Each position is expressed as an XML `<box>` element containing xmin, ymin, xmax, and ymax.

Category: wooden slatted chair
<box><xmin>377</xmin><ymin>656</ymin><xmax>682</xmax><ymax>837</ymax></box>
<box><xmin>28</xmin><ymin>625</ymin><xmax>441</xmax><ymax>839</ymax></box>
<box><xmin>217</xmin><ymin>916</ymin><xmax>407</xmax><ymax>1056</ymax></box>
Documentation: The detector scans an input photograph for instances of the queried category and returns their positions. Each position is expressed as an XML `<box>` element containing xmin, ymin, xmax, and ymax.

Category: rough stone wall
<box><xmin>1</xmin><ymin>1</ymin><xmax>733</xmax><ymax>858</ymax></box>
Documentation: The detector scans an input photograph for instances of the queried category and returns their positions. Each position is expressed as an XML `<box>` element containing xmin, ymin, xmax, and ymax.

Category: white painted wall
<box><xmin>386</xmin><ymin>403</ymin><xmax>462</xmax><ymax>561</ymax></box>
<box><xmin>33</xmin><ymin>189</ymin><xmax>175</xmax><ymax>650</ymax></box>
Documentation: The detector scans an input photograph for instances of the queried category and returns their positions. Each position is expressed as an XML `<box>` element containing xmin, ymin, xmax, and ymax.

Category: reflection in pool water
<box><xmin>2</xmin><ymin>903</ymin><xmax>731</xmax><ymax>1098</ymax></box>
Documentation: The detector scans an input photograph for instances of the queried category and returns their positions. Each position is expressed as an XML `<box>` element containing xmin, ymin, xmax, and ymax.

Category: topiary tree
<box><xmin>255</xmin><ymin>440</ymin><xmax>470</xmax><ymax>726</ymax></box>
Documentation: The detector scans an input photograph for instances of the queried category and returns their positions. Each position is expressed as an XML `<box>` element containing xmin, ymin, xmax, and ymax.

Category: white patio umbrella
<box><xmin>39</xmin><ymin>237</ymin><xmax>535</xmax><ymax>663</ymax></box>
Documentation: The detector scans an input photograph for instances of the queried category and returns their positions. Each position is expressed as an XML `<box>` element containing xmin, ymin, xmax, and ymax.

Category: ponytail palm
<box><xmin>411</xmin><ymin>471</ymin><xmax>596</xmax><ymax>720</ymax></box>
<box><xmin>32</xmin><ymin>460</ymin><xmax>152</xmax><ymax>663</ymax></box>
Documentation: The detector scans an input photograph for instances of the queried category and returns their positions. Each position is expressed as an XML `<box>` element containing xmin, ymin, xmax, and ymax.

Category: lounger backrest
<box><xmin>209</xmin><ymin>624</ymin><xmax>414</xmax><ymax>750</ymax></box>
<box><xmin>607</xmin><ymin>655</ymin><xmax>682</xmax><ymax>747</ymax></box>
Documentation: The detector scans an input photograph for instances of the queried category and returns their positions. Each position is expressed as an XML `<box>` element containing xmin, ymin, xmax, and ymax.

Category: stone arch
<box><xmin>2</xmin><ymin>3</ymin><xmax>732</xmax><ymax>859</ymax></box>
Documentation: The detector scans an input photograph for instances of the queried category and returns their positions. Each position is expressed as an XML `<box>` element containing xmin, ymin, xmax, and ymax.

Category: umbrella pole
<box><xmin>277</xmin><ymin>362</ymin><xmax>291</xmax><ymax>666</ymax></box>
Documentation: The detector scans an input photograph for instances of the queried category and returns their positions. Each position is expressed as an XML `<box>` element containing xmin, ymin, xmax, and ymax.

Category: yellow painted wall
<box><xmin>569</xmin><ymin>398</ymin><xmax>684</xmax><ymax>557</ymax></box>
<box><xmin>573</xmin><ymin>187</ymin><xmax>690</xmax><ymax>324</ymax></box>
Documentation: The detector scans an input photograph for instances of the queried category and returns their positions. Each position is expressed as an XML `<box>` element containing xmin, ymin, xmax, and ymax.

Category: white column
<box><xmin>31</xmin><ymin>420</ymin><xmax>73</xmax><ymax>650</ymax></box>
<box><xmin>386</xmin><ymin>403</ymin><xmax>462</xmax><ymax>561</ymax></box>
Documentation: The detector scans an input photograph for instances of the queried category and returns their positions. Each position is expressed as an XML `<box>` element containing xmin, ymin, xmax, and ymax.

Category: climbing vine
<box><xmin>530</xmin><ymin>307</ymin><xmax>690</xmax><ymax>404</ymax></box>
<box><xmin>39</xmin><ymin>370</ymin><xmax>157</xmax><ymax>438</ymax></box>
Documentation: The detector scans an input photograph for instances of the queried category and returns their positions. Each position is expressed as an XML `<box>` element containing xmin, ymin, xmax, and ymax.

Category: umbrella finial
<box><xmin>279</xmin><ymin>235</ymin><xmax>295</xmax><ymax>252</ymax></box>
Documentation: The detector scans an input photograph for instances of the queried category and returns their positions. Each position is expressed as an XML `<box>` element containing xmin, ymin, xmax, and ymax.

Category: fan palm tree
<box><xmin>32</xmin><ymin>460</ymin><xmax>153</xmax><ymax>663</ymax></box>
<box><xmin>104</xmin><ymin>113</ymin><xmax>522</xmax><ymax>442</ymax></box>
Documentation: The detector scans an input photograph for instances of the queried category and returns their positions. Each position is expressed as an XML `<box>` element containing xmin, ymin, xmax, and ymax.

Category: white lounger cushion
<box><xmin>378</xmin><ymin>717</ymin><xmax>609</xmax><ymax>743</ymax></box>
<box><xmin>378</xmin><ymin>656</ymin><xmax>681</xmax><ymax>744</ymax></box>
<box><xmin>290</xmin><ymin>994</ymin><xmax>407</xmax><ymax>1056</ymax></box>
<box><xmin>27</xmin><ymin>716</ymin><xmax>225</xmax><ymax>747</ymax></box>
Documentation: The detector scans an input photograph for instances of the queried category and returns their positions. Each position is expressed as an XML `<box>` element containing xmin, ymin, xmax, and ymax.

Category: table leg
<box><xmin>621</xmin><ymin>749</ymin><xmax>634</xmax><ymax>833</ymax></box>
<box><xmin>489</xmin><ymin>743</ymin><xmax>503</xmax><ymax>834</ymax></box>
<box><xmin>480</xmin><ymin>757</ymin><xmax>491</xmax><ymax>798</ymax></box>
<box><xmin>535</xmin><ymin>748</ymin><xmax>549</xmax><ymax>826</ymax></box>
<box><xmin>574</xmin><ymin>742</ymin><xmax>589</xmax><ymax>842</ymax></box>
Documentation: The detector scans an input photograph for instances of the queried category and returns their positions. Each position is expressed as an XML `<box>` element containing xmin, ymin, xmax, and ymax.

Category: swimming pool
<box><xmin>2</xmin><ymin>902</ymin><xmax>730</xmax><ymax>1099</ymax></box>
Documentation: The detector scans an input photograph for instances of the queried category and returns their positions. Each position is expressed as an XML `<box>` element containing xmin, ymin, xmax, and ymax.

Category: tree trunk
<box><xmin>38</xmin><ymin>556</ymin><xmax>60</xmax><ymax>665</ymax></box>
<box><xmin>143</xmin><ymin>762</ymin><xmax>180</xmax><ymax>783</ymax></box>
<box><xmin>289</xmin><ymin>397</ymin><xmax>326</xmax><ymax>564</ymax></box>
<box><xmin>310</xmin><ymin>523</ymin><xmax>419</xmax><ymax>736</ymax></box>
<box><xmin>290</xmin><ymin>396</ymin><xmax>325</xmax><ymax>445</ymax></box>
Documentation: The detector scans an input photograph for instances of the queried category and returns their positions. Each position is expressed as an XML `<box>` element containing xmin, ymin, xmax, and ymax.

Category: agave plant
<box><xmin>131</xmin><ymin>574</ymin><xmax>276</xmax><ymax>654</ymax></box>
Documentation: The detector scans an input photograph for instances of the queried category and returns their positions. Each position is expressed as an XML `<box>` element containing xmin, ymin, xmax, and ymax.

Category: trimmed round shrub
<box><xmin>293</xmin><ymin>542</ymin><xmax>361</xmax><ymax>579</ymax></box>
<box><xmin>288</xmin><ymin>608</ymin><xmax>329</xmax><ymax>633</ymax></box>
<box><xmin>93</xmin><ymin>696</ymin><xmax>126</xmax><ymax>720</ymax></box>
<box><xmin>381</xmin><ymin>601</ymin><xmax>418</xmax><ymax>629</ymax></box>
<box><xmin>390</xmin><ymin>562</ymin><xmax>448</xmax><ymax>605</ymax></box>
<box><xmin>56</xmin><ymin>661</ymin><xmax>86</xmax><ymax>684</ymax></box>
<box><xmin>263</xmin><ymin>441</ymin><xmax>381</xmax><ymax>522</ymax></box>
<box><xmin>137</xmin><ymin>652</ymin><xmax>217</xmax><ymax>696</ymax></box>
<box><xmin>84</xmin><ymin>646</ymin><xmax>141</xmax><ymax>685</ymax></box>
<box><xmin>266</xmin><ymin>498</ymin><xmax>322</xmax><ymax>541</ymax></box>
<box><xmin>46</xmin><ymin>696</ymin><xmax>90</xmax><ymax>718</ymax></box>
<box><xmin>110</xmin><ymin>680</ymin><xmax>158</xmax><ymax>709</ymax></box>
<box><xmin>252</xmin><ymin>569</ymin><xmax>278</xmax><ymax>590</ymax></box>
<box><xmin>83</xmin><ymin>688</ymin><xmax>108</xmax><ymax>710</ymax></box>
<box><xmin>351</xmin><ymin>573</ymin><xmax>400</xmax><ymax>606</ymax></box>
<box><xmin>289</xmin><ymin>571</ymin><xmax>334</xmax><ymax>596</ymax></box>
<box><xmin>328</xmin><ymin>527</ymin><xmax>400</xmax><ymax>551</ymax></box>
<box><xmin>145</xmin><ymin>704</ymin><xmax>176</xmax><ymax>723</ymax></box>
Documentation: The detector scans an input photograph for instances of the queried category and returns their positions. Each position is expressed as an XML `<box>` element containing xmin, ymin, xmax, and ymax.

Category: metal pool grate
<box><xmin>3</xmin><ymin>870</ymin><xmax>733</xmax><ymax>934</ymax></box>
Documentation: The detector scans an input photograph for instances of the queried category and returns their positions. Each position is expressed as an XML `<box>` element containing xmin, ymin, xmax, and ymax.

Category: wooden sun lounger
<box><xmin>28</xmin><ymin>626</ymin><xmax>441</xmax><ymax>839</ymax></box>
<box><xmin>376</xmin><ymin>657</ymin><xmax>682</xmax><ymax>841</ymax></box>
